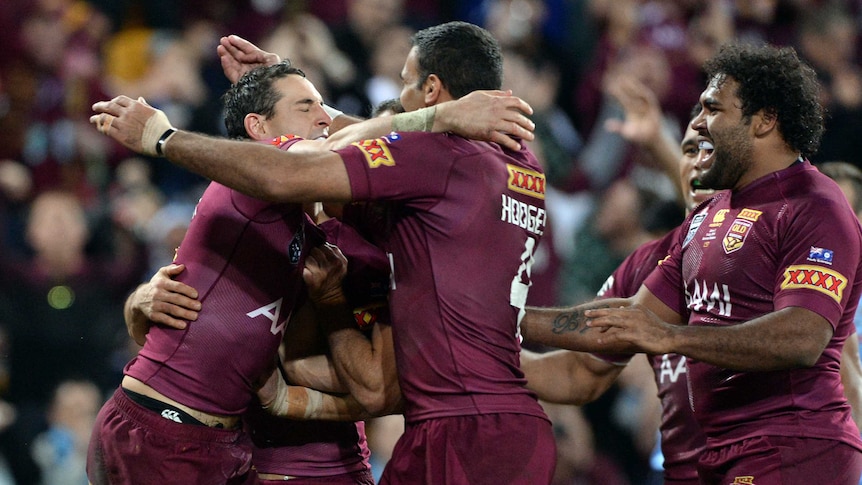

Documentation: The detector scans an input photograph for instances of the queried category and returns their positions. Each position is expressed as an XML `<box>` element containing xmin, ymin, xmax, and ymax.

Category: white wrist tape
<box><xmin>141</xmin><ymin>109</ymin><xmax>176</xmax><ymax>157</ymax></box>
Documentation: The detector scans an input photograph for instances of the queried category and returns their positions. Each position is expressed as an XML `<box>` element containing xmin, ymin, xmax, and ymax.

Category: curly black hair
<box><xmin>222</xmin><ymin>60</ymin><xmax>306</xmax><ymax>139</ymax></box>
<box><xmin>703</xmin><ymin>43</ymin><xmax>824</xmax><ymax>158</ymax></box>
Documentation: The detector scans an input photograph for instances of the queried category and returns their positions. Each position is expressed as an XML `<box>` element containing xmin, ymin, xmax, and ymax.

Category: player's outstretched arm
<box><xmin>321</xmin><ymin>90</ymin><xmax>535</xmax><ymax>152</ymax></box>
<box><xmin>587</xmin><ymin>304</ymin><xmax>832</xmax><ymax>371</ymax></box>
<box><xmin>124</xmin><ymin>264</ymin><xmax>201</xmax><ymax>345</ymax></box>
<box><xmin>92</xmin><ymin>96</ymin><xmax>352</xmax><ymax>203</ymax></box>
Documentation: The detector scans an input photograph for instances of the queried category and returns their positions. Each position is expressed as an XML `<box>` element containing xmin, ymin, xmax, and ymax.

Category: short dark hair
<box><xmin>411</xmin><ymin>21</ymin><xmax>503</xmax><ymax>98</ymax></box>
<box><xmin>222</xmin><ymin>60</ymin><xmax>306</xmax><ymax>139</ymax></box>
<box><xmin>702</xmin><ymin>43</ymin><xmax>824</xmax><ymax>158</ymax></box>
<box><xmin>371</xmin><ymin>98</ymin><xmax>405</xmax><ymax>118</ymax></box>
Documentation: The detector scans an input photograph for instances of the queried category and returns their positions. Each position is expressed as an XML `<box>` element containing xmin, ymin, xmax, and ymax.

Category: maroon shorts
<box><xmin>380</xmin><ymin>414</ymin><xmax>555</xmax><ymax>485</ymax></box>
<box><xmin>87</xmin><ymin>387</ymin><xmax>254</xmax><ymax>485</ymax></box>
<box><xmin>698</xmin><ymin>435</ymin><xmax>862</xmax><ymax>485</ymax></box>
<box><xmin>254</xmin><ymin>469</ymin><xmax>374</xmax><ymax>485</ymax></box>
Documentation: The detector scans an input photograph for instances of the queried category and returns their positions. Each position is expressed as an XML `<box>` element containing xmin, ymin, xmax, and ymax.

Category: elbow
<box><xmin>354</xmin><ymin>383</ymin><xmax>402</xmax><ymax>417</ymax></box>
<box><xmin>353</xmin><ymin>390</ymin><xmax>389</xmax><ymax>417</ymax></box>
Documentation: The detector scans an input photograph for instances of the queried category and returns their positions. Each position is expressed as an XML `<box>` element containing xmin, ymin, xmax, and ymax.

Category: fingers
<box><xmin>490</xmin><ymin>132</ymin><xmax>522</xmax><ymax>152</ymax></box>
<box><xmin>509</xmin><ymin>113</ymin><xmax>535</xmax><ymax>140</ymax></box>
<box><xmin>92</xmin><ymin>113</ymin><xmax>115</xmax><ymax>134</ymax></box>
<box><xmin>227</xmin><ymin>34</ymin><xmax>255</xmax><ymax>53</ymax></box>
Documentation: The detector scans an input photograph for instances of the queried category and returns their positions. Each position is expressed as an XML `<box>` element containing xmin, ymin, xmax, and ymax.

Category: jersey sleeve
<box><xmin>336</xmin><ymin>131</ymin><xmax>456</xmax><ymax>202</ymax></box>
<box><xmin>772</xmin><ymin>199</ymin><xmax>861</xmax><ymax>328</ymax></box>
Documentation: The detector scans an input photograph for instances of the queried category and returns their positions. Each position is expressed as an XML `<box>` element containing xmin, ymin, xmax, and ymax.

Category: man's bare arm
<box><xmin>257</xmin><ymin>368</ymin><xmax>372</xmax><ymax>422</ymax></box>
<box><xmin>587</xmin><ymin>304</ymin><xmax>833</xmax><ymax>371</ymax></box>
<box><xmin>521</xmin><ymin>349</ymin><xmax>625</xmax><ymax>405</ymax></box>
<box><xmin>321</xmin><ymin>90</ymin><xmax>535</xmax><ymax>152</ymax></box>
<box><xmin>303</xmin><ymin>244</ymin><xmax>403</xmax><ymax>416</ymax></box>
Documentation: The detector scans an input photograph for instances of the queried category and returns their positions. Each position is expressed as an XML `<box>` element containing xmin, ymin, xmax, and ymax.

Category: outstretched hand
<box><xmin>603</xmin><ymin>75</ymin><xmax>663</xmax><ymax>146</ymax></box>
<box><xmin>303</xmin><ymin>243</ymin><xmax>348</xmax><ymax>307</ymax></box>
<box><xmin>217</xmin><ymin>35</ymin><xmax>281</xmax><ymax>84</ymax></box>
<box><xmin>91</xmin><ymin>96</ymin><xmax>173</xmax><ymax>156</ymax></box>
<box><xmin>438</xmin><ymin>90</ymin><xmax>536</xmax><ymax>151</ymax></box>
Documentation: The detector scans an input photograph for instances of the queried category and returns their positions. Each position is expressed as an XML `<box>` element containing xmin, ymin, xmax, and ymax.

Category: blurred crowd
<box><xmin>1</xmin><ymin>0</ymin><xmax>861</xmax><ymax>483</ymax></box>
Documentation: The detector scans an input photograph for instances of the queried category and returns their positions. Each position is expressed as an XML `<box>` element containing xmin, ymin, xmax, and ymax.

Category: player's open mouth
<box><xmin>696</xmin><ymin>139</ymin><xmax>715</xmax><ymax>170</ymax></box>
<box><xmin>690</xmin><ymin>139</ymin><xmax>716</xmax><ymax>204</ymax></box>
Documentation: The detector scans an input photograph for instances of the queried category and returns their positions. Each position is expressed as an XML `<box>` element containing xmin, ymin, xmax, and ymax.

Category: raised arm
<box><xmin>124</xmin><ymin>264</ymin><xmax>201</xmax><ymax>345</ymax></box>
<box><xmin>603</xmin><ymin>74</ymin><xmax>683</xmax><ymax>200</ymax></box>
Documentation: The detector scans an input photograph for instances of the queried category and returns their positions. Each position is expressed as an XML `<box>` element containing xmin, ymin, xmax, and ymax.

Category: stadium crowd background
<box><xmin>0</xmin><ymin>0</ymin><xmax>860</xmax><ymax>483</ymax></box>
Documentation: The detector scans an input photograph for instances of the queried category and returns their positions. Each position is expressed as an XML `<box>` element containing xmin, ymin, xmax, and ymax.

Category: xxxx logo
<box><xmin>731</xmin><ymin>477</ymin><xmax>755</xmax><ymax>485</ymax></box>
<box><xmin>353</xmin><ymin>138</ymin><xmax>395</xmax><ymax>168</ymax></box>
<box><xmin>507</xmin><ymin>164</ymin><xmax>545</xmax><ymax>199</ymax></box>
<box><xmin>780</xmin><ymin>264</ymin><xmax>847</xmax><ymax>303</ymax></box>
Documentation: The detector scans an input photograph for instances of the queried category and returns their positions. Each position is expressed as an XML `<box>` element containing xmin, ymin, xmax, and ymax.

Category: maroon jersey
<box><xmin>645</xmin><ymin>161</ymin><xmax>862</xmax><ymax>451</ymax></box>
<box><xmin>597</xmin><ymin>226</ymin><xmax>705</xmax><ymax>481</ymax></box>
<box><xmin>126</xmin><ymin>136</ymin><xmax>325</xmax><ymax>416</ymax></box>
<box><xmin>244</xmin><ymin>136</ymin><xmax>375</xmax><ymax>477</ymax></box>
<box><xmin>337</xmin><ymin>131</ymin><xmax>548</xmax><ymax>423</ymax></box>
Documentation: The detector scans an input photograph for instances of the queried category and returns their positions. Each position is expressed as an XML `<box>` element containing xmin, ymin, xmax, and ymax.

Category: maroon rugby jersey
<box><xmin>126</xmin><ymin>136</ymin><xmax>325</xmax><ymax>416</ymax></box>
<box><xmin>235</xmin><ymin>136</ymin><xmax>375</xmax><ymax>477</ymax></box>
<box><xmin>337</xmin><ymin>131</ymin><xmax>548</xmax><ymax>423</ymax></box>
<box><xmin>645</xmin><ymin>160</ymin><xmax>862</xmax><ymax>450</ymax></box>
<box><xmin>597</xmin><ymin>226</ymin><xmax>705</xmax><ymax>482</ymax></box>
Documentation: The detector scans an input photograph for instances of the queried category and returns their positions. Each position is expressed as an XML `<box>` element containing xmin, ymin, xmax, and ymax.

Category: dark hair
<box><xmin>702</xmin><ymin>43</ymin><xmax>824</xmax><ymax>158</ymax></box>
<box><xmin>222</xmin><ymin>60</ymin><xmax>306</xmax><ymax>139</ymax></box>
<box><xmin>371</xmin><ymin>98</ymin><xmax>405</xmax><ymax>118</ymax></box>
<box><xmin>819</xmin><ymin>161</ymin><xmax>862</xmax><ymax>213</ymax></box>
<box><xmin>411</xmin><ymin>21</ymin><xmax>503</xmax><ymax>98</ymax></box>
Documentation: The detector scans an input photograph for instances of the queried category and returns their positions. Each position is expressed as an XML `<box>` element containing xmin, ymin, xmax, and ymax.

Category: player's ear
<box><xmin>752</xmin><ymin>108</ymin><xmax>777</xmax><ymax>138</ymax></box>
<box><xmin>424</xmin><ymin>74</ymin><xmax>442</xmax><ymax>105</ymax></box>
<box><xmin>244</xmin><ymin>113</ymin><xmax>266</xmax><ymax>140</ymax></box>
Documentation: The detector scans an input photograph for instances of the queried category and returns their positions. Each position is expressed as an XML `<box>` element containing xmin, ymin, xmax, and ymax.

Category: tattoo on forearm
<box><xmin>550</xmin><ymin>304</ymin><xmax>609</xmax><ymax>335</ymax></box>
<box><xmin>551</xmin><ymin>311</ymin><xmax>589</xmax><ymax>335</ymax></box>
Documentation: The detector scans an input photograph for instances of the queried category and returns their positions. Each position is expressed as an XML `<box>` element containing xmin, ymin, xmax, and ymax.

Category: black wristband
<box><xmin>155</xmin><ymin>128</ymin><xmax>177</xmax><ymax>157</ymax></box>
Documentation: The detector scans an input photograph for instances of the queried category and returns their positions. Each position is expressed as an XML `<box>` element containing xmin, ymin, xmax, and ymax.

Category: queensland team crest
<box><xmin>722</xmin><ymin>208</ymin><xmax>762</xmax><ymax>254</ymax></box>
<box><xmin>722</xmin><ymin>219</ymin><xmax>752</xmax><ymax>253</ymax></box>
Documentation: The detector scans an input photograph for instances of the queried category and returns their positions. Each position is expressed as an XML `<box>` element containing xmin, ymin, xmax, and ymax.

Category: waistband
<box><xmin>110</xmin><ymin>387</ymin><xmax>244</xmax><ymax>444</ymax></box>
